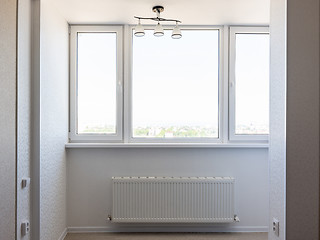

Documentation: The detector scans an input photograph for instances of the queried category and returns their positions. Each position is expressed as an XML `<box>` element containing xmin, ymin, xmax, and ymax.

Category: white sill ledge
<box><xmin>65</xmin><ymin>143</ymin><xmax>269</xmax><ymax>149</ymax></box>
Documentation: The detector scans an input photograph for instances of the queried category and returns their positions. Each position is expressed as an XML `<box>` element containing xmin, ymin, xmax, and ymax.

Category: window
<box><xmin>229</xmin><ymin>27</ymin><xmax>269</xmax><ymax>141</ymax></box>
<box><xmin>69</xmin><ymin>26</ymin><xmax>123</xmax><ymax>142</ymax></box>
<box><xmin>130</xmin><ymin>29</ymin><xmax>221</xmax><ymax>142</ymax></box>
<box><xmin>69</xmin><ymin>25</ymin><xmax>269</xmax><ymax>144</ymax></box>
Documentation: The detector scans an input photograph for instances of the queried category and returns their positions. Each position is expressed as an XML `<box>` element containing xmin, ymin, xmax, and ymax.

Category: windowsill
<box><xmin>65</xmin><ymin>142</ymin><xmax>269</xmax><ymax>149</ymax></box>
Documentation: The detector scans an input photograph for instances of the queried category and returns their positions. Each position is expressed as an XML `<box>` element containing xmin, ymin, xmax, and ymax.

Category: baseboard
<box><xmin>67</xmin><ymin>226</ymin><xmax>268</xmax><ymax>233</ymax></box>
<box><xmin>58</xmin><ymin>228</ymin><xmax>68</xmax><ymax>240</ymax></box>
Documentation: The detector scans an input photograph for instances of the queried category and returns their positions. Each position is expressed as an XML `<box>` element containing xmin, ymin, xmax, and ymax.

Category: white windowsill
<box><xmin>65</xmin><ymin>143</ymin><xmax>269</xmax><ymax>149</ymax></box>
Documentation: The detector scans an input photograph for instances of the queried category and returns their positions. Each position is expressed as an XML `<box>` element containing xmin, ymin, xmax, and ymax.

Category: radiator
<box><xmin>111</xmin><ymin>177</ymin><xmax>237</xmax><ymax>223</ymax></box>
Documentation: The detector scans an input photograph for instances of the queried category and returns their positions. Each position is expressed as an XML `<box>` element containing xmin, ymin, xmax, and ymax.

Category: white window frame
<box><xmin>229</xmin><ymin>26</ymin><xmax>269</xmax><ymax>142</ymax></box>
<box><xmin>68</xmin><ymin>25</ymin><xmax>270</xmax><ymax>145</ymax></box>
<box><xmin>69</xmin><ymin>25</ymin><xmax>123</xmax><ymax>142</ymax></box>
<box><xmin>126</xmin><ymin>26</ymin><xmax>224</xmax><ymax>143</ymax></box>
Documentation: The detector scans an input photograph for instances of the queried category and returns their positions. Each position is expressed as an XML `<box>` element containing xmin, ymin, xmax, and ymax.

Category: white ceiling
<box><xmin>48</xmin><ymin>0</ymin><xmax>270</xmax><ymax>25</ymax></box>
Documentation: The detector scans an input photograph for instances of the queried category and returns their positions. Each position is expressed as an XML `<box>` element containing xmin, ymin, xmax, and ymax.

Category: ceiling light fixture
<box><xmin>134</xmin><ymin>19</ymin><xmax>145</xmax><ymax>37</ymax></box>
<box><xmin>171</xmin><ymin>22</ymin><xmax>182</xmax><ymax>39</ymax></box>
<box><xmin>154</xmin><ymin>22</ymin><xmax>164</xmax><ymax>37</ymax></box>
<box><xmin>134</xmin><ymin>6</ymin><xmax>182</xmax><ymax>39</ymax></box>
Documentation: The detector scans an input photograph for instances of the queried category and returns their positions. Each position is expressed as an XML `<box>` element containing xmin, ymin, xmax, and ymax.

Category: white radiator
<box><xmin>111</xmin><ymin>177</ymin><xmax>237</xmax><ymax>223</ymax></box>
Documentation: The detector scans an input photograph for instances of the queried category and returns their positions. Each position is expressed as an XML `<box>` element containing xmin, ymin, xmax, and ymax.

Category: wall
<box><xmin>269</xmin><ymin>0</ymin><xmax>320</xmax><ymax>239</ymax></box>
<box><xmin>286</xmin><ymin>0</ymin><xmax>319</xmax><ymax>239</ymax></box>
<box><xmin>17</xmin><ymin>0</ymin><xmax>32</xmax><ymax>239</ymax></box>
<box><xmin>67</xmin><ymin>148</ymin><xmax>269</xmax><ymax>231</ymax></box>
<box><xmin>268</xmin><ymin>0</ymin><xmax>286</xmax><ymax>239</ymax></box>
<box><xmin>0</xmin><ymin>0</ymin><xmax>17</xmax><ymax>239</ymax></box>
<box><xmin>40</xmin><ymin>1</ymin><xmax>69</xmax><ymax>239</ymax></box>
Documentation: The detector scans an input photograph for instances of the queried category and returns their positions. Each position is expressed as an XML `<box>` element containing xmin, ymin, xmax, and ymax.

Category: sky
<box><xmin>77</xmin><ymin>32</ymin><xmax>117</xmax><ymax>133</ymax></box>
<box><xmin>235</xmin><ymin>33</ymin><xmax>269</xmax><ymax>133</ymax></box>
<box><xmin>132</xmin><ymin>29</ymin><xmax>219</xmax><ymax>128</ymax></box>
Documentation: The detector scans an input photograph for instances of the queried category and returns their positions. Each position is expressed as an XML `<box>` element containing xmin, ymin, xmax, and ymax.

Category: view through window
<box><xmin>234</xmin><ymin>33</ymin><xmax>270</xmax><ymax>135</ymax></box>
<box><xmin>77</xmin><ymin>32</ymin><xmax>117</xmax><ymax>134</ymax></box>
<box><xmin>132</xmin><ymin>29</ymin><xmax>220</xmax><ymax>139</ymax></box>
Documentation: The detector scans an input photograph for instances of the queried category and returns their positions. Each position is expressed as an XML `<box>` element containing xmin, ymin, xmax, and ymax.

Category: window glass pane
<box><xmin>132</xmin><ymin>30</ymin><xmax>219</xmax><ymax>138</ymax></box>
<box><xmin>77</xmin><ymin>32</ymin><xmax>117</xmax><ymax>134</ymax></box>
<box><xmin>235</xmin><ymin>33</ymin><xmax>269</xmax><ymax>135</ymax></box>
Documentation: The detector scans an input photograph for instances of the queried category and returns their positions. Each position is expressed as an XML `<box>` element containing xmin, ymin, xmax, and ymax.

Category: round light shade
<box><xmin>172</xmin><ymin>25</ymin><xmax>182</xmax><ymax>39</ymax></box>
<box><xmin>134</xmin><ymin>22</ymin><xmax>145</xmax><ymax>37</ymax></box>
<box><xmin>154</xmin><ymin>23</ymin><xmax>164</xmax><ymax>37</ymax></box>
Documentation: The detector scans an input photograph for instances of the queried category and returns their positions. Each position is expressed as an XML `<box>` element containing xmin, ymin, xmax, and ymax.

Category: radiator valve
<box><xmin>107</xmin><ymin>215</ymin><xmax>112</xmax><ymax>221</ymax></box>
<box><xmin>234</xmin><ymin>215</ymin><xmax>240</xmax><ymax>222</ymax></box>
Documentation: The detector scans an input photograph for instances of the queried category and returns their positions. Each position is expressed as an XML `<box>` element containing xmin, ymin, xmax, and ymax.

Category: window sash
<box><xmin>69</xmin><ymin>25</ymin><xmax>123</xmax><ymax>142</ymax></box>
<box><xmin>229</xmin><ymin>26</ymin><xmax>269</xmax><ymax>142</ymax></box>
<box><xmin>126</xmin><ymin>26</ymin><xmax>224</xmax><ymax>143</ymax></box>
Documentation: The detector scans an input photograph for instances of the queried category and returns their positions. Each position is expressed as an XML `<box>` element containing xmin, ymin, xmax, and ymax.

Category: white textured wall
<box><xmin>17</xmin><ymin>0</ymin><xmax>32</xmax><ymax>239</ymax></box>
<box><xmin>0</xmin><ymin>0</ymin><xmax>17</xmax><ymax>239</ymax></box>
<box><xmin>40</xmin><ymin>1</ymin><xmax>69</xmax><ymax>239</ymax></box>
<box><xmin>269</xmin><ymin>0</ymin><xmax>286</xmax><ymax>239</ymax></box>
<box><xmin>67</xmin><ymin>148</ymin><xmax>268</xmax><ymax>231</ymax></box>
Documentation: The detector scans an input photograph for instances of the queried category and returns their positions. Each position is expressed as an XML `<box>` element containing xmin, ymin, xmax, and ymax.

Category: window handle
<box><xmin>118</xmin><ymin>81</ymin><xmax>123</xmax><ymax>93</ymax></box>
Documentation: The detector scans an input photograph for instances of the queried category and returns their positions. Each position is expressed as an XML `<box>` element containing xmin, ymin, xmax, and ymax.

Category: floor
<box><xmin>65</xmin><ymin>233</ymin><xmax>268</xmax><ymax>240</ymax></box>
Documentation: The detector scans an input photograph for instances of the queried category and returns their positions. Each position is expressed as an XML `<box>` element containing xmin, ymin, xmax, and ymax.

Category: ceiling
<box><xmin>47</xmin><ymin>0</ymin><xmax>270</xmax><ymax>25</ymax></box>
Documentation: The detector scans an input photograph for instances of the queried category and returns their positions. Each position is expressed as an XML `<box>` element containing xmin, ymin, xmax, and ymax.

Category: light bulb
<box><xmin>172</xmin><ymin>23</ymin><xmax>182</xmax><ymax>39</ymax></box>
<box><xmin>154</xmin><ymin>22</ymin><xmax>164</xmax><ymax>37</ymax></box>
<box><xmin>134</xmin><ymin>20</ymin><xmax>145</xmax><ymax>37</ymax></box>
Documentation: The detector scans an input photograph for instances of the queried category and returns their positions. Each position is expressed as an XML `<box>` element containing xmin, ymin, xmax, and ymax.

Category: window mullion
<box><xmin>123</xmin><ymin>24</ymin><xmax>131</xmax><ymax>143</ymax></box>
